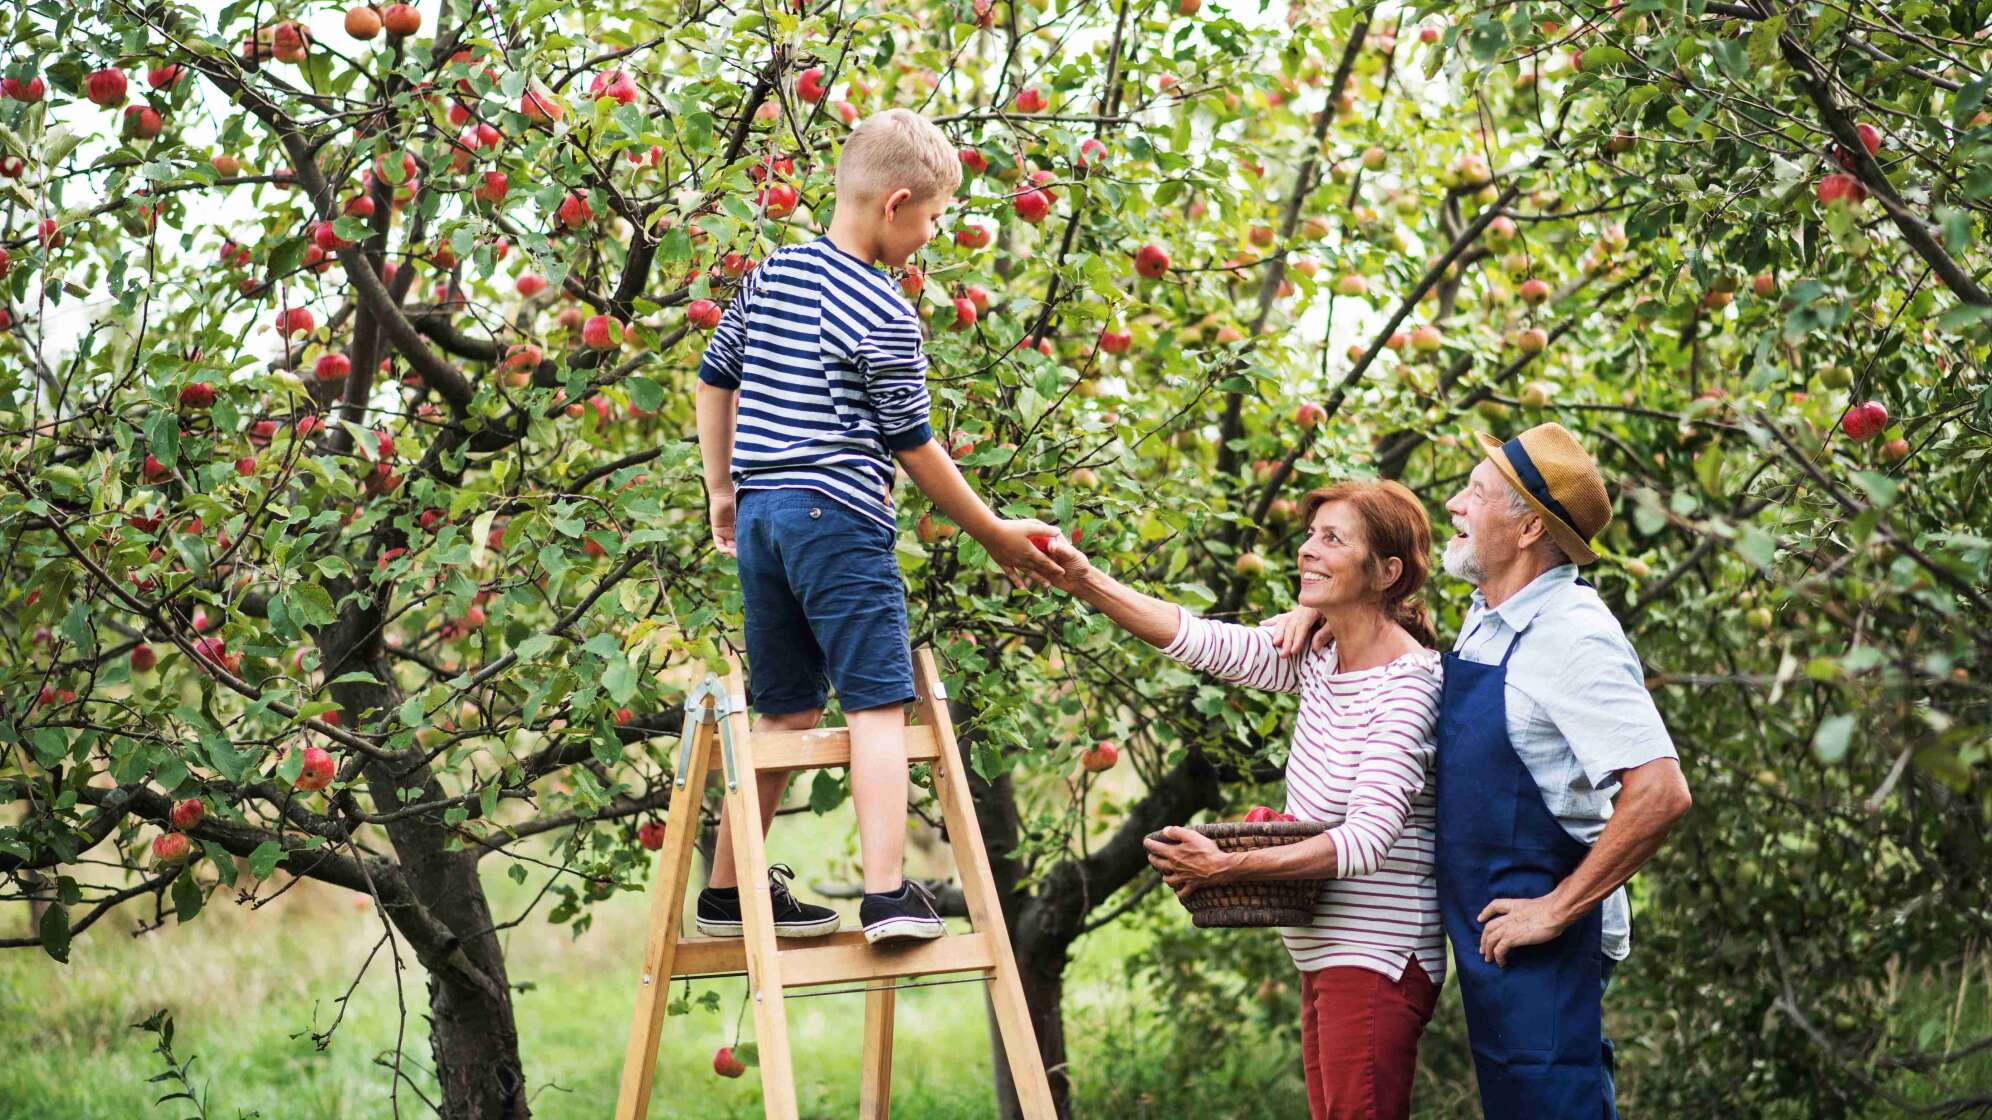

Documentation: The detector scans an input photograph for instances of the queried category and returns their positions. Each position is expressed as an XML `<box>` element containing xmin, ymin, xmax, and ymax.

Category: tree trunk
<box><xmin>326</xmin><ymin>600</ymin><xmax>529</xmax><ymax>1118</ymax></box>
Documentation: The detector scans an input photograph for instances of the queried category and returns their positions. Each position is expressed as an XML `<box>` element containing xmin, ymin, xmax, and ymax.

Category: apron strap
<box><xmin>1497</xmin><ymin>628</ymin><xmax>1524</xmax><ymax>668</ymax></box>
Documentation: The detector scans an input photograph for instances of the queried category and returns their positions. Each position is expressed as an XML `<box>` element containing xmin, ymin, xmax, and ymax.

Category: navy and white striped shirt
<box><xmin>697</xmin><ymin>238</ymin><xmax>935</xmax><ymax>531</ymax></box>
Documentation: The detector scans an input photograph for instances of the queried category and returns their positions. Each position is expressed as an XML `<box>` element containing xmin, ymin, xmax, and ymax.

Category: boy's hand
<box><xmin>983</xmin><ymin>518</ymin><xmax>1065</xmax><ymax>588</ymax></box>
<box><xmin>1263</xmin><ymin>607</ymin><xmax>1329</xmax><ymax>656</ymax></box>
<box><xmin>709</xmin><ymin>491</ymin><xmax>737</xmax><ymax>557</ymax></box>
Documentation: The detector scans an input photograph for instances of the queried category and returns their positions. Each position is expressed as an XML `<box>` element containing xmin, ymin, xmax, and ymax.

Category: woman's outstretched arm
<box><xmin>1048</xmin><ymin>537</ymin><xmax>1301</xmax><ymax>694</ymax></box>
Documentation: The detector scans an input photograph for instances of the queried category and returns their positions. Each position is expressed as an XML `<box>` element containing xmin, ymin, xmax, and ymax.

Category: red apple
<box><xmin>295</xmin><ymin>746</ymin><xmax>336</xmax><ymax>791</ymax></box>
<box><xmin>1012</xmin><ymin>87</ymin><xmax>1046</xmax><ymax>114</ymax></box>
<box><xmin>1080</xmin><ymin>741</ymin><xmax>1119</xmax><ymax>772</ymax></box>
<box><xmin>1243</xmin><ymin>805</ymin><xmax>1279</xmax><ymax>823</ymax></box>
<box><xmin>798</xmin><ymin>67</ymin><xmax>827</xmax><ymax>103</ymax></box>
<box><xmin>1013</xmin><ymin>186</ymin><xmax>1052</xmax><ymax>223</ymax></box>
<box><xmin>86</xmin><ymin>68</ymin><xmax>128</xmax><ymax>108</ymax></box>
<box><xmin>475</xmin><ymin>170</ymin><xmax>509</xmax><ymax>204</ymax></box>
<box><xmin>1840</xmin><ymin>400</ymin><xmax>1888</xmax><ymax>441</ymax></box>
<box><xmin>275</xmin><ymin>306</ymin><xmax>316</xmax><ymax>337</ymax></box>
<box><xmin>760</xmin><ymin>183</ymin><xmax>799</xmax><ymax>218</ymax></box>
<box><xmin>2</xmin><ymin>75</ymin><xmax>46</xmax><ymax>102</ymax></box>
<box><xmin>637</xmin><ymin>821</ymin><xmax>666</xmax><ymax>850</ymax></box>
<box><xmin>1134</xmin><ymin>243</ymin><xmax>1170</xmax><ymax>279</ymax></box>
<box><xmin>713</xmin><ymin>1047</ymin><xmax>746</xmax><ymax>1078</ymax></box>
<box><xmin>1293</xmin><ymin>402</ymin><xmax>1326</xmax><ymax>429</ymax></box>
<box><xmin>687</xmin><ymin>299</ymin><xmax>723</xmax><ymax>330</ymax></box>
<box><xmin>1880</xmin><ymin>437</ymin><xmax>1910</xmax><ymax>462</ymax></box>
<box><xmin>581</xmin><ymin>314</ymin><xmax>622</xmax><ymax>349</ymax></box>
<box><xmin>951</xmin><ymin>296</ymin><xmax>978</xmax><ymax>330</ymax></box>
<box><xmin>955</xmin><ymin>222</ymin><xmax>991</xmax><ymax>249</ymax></box>
<box><xmin>959</xmin><ymin>146</ymin><xmax>988</xmax><ymax>174</ymax></box>
<box><xmin>517</xmin><ymin>273</ymin><xmax>548</xmax><ymax>298</ymax></box>
<box><xmin>122</xmin><ymin>105</ymin><xmax>165</xmax><ymax>140</ymax></box>
<box><xmin>345</xmin><ymin>5</ymin><xmax>382</xmax><ymax>38</ymax></box>
<box><xmin>382</xmin><ymin>2</ymin><xmax>420</xmax><ymax>35</ymax></box>
<box><xmin>131</xmin><ymin>643</ymin><xmax>158</xmax><ymax>672</ymax></box>
<box><xmin>1410</xmin><ymin>324</ymin><xmax>1444</xmax><ymax>352</ymax></box>
<box><xmin>521</xmin><ymin>88</ymin><xmax>564</xmax><ymax>122</ymax></box>
<box><xmin>1098</xmin><ymin>327</ymin><xmax>1131</xmax><ymax>354</ymax></box>
<box><xmin>1235</xmin><ymin>551</ymin><xmax>1266</xmax><ymax>575</ymax></box>
<box><xmin>179</xmin><ymin>383</ymin><xmax>216</xmax><ymax>410</ymax></box>
<box><xmin>559</xmin><ymin>192</ymin><xmax>593</xmax><ymax>229</ymax></box>
<box><xmin>591</xmin><ymin>69</ymin><xmax>640</xmax><ymax>105</ymax></box>
<box><xmin>152</xmin><ymin>832</ymin><xmax>192</xmax><ymax>863</ymax></box>
<box><xmin>1817</xmin><ymin>173</ymin><xmax>1866</xmax><ymax>208</ymax></box>
<box><xmin>171</xmin><ymin>798</ymin><xmax>205</xmax><ymax>829</ymax></box>
<box><xmin>1519</xmin><ymin>278</ymin><xmax>1552</xmax><ymax>305</ymax></box>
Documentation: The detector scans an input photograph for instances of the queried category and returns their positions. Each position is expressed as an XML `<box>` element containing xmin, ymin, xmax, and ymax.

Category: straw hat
<box><xmin>1472</xmin><ymin>423</ymin><xmax>1611</xmax><ymax>565</ymax></box>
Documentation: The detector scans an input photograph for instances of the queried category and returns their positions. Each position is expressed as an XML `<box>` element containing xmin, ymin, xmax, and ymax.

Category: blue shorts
<box><xmin>734</xmin><ymin>487</ymin><xmax>915</xmax><ymax>716</ymax></box>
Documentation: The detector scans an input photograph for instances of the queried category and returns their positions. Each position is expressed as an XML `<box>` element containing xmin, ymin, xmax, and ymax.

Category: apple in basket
<box><xmin>1242</xmin><ymin>805</ymin><xmax>1297</xmax><ymax>823</ymax></box>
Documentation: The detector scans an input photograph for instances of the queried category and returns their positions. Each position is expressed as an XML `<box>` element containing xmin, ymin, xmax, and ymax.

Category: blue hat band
<box><xmin>1501</xmin><ymin>436</ymin><xmax>1582</xmax><ymax>538</ymax></box>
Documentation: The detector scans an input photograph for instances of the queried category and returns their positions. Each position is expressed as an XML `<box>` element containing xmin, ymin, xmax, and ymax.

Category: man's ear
<box><xmin>1514</xmin><ymin>510</ymin><xmax>1547</xmax><ymax>552</ymax></box>
<box><xmin>881</xmin><ymin>187</ymin><xmax>912</xmax><ymax>221</ymax></box>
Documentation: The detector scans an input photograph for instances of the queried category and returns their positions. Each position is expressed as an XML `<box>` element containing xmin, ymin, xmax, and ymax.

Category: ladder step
<box><xmin>673</xmin><ymin>931</ymin><xmax>995</xmax><ymax>988</ymax></box>
<box><xmin>748</xmin><ymin>725</ymin><xmax>941</xmax><ymax>772</ymax></box>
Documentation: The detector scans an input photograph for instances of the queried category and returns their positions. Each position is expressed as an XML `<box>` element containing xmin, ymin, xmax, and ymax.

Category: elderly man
<box><xmin>1436</xmin><ymin>422</ymin><xmax>1692</xmax><ymax>1119</ymax></box>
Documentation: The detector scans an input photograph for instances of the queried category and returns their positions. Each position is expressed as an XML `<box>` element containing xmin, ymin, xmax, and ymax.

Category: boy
<box><xmin>694</xmin><ymin>108</ymin><xmax>1064</xmax><ymax>944</ymax></box>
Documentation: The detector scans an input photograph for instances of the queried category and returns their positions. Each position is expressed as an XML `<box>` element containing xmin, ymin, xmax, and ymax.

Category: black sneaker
<box><xmin>860</xmin><ymin>879</ymin><xmax>946</xmax><ymax>944</ymax></box>
<box><xmin>695</xmin><ymin>864</ymin><xmax>840</xmax><ymax>938</ymax></box>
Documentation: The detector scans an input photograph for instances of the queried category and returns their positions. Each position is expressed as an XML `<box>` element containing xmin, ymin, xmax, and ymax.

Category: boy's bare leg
<box><xmin>707</xmin><ymin>707</ymin><xmax>821</xmax><ymax>890</ymax></box>
<box><xmin>845</xmin><ymin>704</ymin><xmax>908</xmax><ymax>894</ymax></box>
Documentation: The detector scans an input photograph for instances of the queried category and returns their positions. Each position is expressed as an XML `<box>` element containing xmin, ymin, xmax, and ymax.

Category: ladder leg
<box><xmin>719</xmin><ymin>659</ymin><xmax>800</xmax><ymax>1120</ymax></box>
<box><xmin>615</xmin><ymin>690</ymin><xmax>719</xmax><ymax>1120</ymax></box>
<box><xmin>859</xmin><ymin>984</ymin><xmax>896</xmax><ymax>1118</ymax></box>
<box><xmin>911</xmin><ymin>650</ymin><xmax>1060</xmax><ymax>1119</ymax></box>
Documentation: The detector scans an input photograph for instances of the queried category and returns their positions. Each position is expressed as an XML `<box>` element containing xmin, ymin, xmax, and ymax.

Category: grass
<box><xmin>0</xmin><ymin>802</ymin><xmax>1262</xmax><ymax>1120</ymax></box>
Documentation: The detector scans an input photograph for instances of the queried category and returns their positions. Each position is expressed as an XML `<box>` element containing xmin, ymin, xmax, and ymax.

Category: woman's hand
<box><xmin>1042</xmin><ymin>535</ymin><xmax>1095</xmax><ymax>594</ymax></box>
<box><xmin>1263</xmin><ymin>606</ymin><xmax>1331</xmax><ymax>656</ymax></box>
<box><xmin>1143</xmin><ymin>826</ymin><xmax>1238</xmax><ymax>898</ymax></box>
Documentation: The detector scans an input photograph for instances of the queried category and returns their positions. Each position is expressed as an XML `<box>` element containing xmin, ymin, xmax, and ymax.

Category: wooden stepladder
<box><xmin>614</xmin><ymin>647</ymin><xmax>1056</xmax><ymax>1119</ymax></box>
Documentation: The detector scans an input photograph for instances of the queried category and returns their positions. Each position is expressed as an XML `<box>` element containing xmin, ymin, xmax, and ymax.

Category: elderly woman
<box><xmin>1044</xmin><ymin>479</ymin><xmax>1444</xmax><ymax>1120</ymax></box>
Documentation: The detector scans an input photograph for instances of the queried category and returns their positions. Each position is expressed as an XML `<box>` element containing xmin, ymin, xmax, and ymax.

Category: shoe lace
<box><xmin>767</xmin><ymin>863</ymin><xmax>801</xmax><ymax>910</ymax></box>
<box><xmin>900</xmin><ymin>878</ymin><xmax>939</xmax><ymax>916</ymax></box>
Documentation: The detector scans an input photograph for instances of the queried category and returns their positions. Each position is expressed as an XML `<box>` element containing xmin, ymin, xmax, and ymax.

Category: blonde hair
<box><xmin>835</xmin><ymin>108</ymin><xmax>962</xmax><ymax>205</ymax></box>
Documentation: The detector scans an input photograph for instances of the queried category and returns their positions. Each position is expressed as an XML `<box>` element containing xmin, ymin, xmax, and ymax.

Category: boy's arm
<box><xmin>896</xmin><ymin>441</ymin><xmax>1063</xmax><ymax>586</ymax></box>
<box><xmin>856</xmin><ymin>312</ymin><xmax>1063</xmax><ymax>585</ymax></box>
<box><xmin>696</xmin><ymin>382</ymin><xmax>738</xmax><ymax>556</ymax></box>
<box><xmin>696</xmin><ymin>275</ymin><xmax>753</xmax><ymax>557</ymax></box>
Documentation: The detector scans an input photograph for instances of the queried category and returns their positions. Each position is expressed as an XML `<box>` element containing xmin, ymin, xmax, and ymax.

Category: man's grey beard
<box><xmin>1443</xmin><ymin>535</ymin><xmax>1485</xmax><ymax>585</ymax></box>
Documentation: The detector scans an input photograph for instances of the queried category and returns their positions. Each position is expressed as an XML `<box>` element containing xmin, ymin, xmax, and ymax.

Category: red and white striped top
<box><xmin>1163</xmin><ymin>608</ymin><xmax>1446</xmax><ymax>985</ymax></box>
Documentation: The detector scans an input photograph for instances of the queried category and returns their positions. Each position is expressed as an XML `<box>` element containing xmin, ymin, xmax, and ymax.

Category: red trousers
<box><xmin>1298</xmin><ymin>959</ymin><xmax>1439</xmax><ymax>1120</ymax></box>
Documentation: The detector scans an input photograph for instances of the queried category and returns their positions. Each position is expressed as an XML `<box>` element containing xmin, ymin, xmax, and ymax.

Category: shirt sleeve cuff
<box><xmin>883</xmin><ymin>421</ymin><xmax>933</xmax><ymax>452</ymax></box>
<box><xmin>1159</xmin><ymin>605</ymin><xmax>1194</xmax><ymax>659</ymax></box>
<box><xmin>697</xmin><ymin>362</ymin><xmax>739</xmax><ymax>389</ymax></box>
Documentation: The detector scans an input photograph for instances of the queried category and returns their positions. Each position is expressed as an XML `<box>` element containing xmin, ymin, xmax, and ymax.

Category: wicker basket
<box><xmin>1146</xmin><ymin>821</ymin><xmax>1330</xmax><ymax>928</ymax></box>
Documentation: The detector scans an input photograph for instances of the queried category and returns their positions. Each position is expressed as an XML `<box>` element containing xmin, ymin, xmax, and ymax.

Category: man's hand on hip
<box><xmin>1476</xmin><ymin>894</ymin><xmax>1574</xmax><ymax>966</ymax></box>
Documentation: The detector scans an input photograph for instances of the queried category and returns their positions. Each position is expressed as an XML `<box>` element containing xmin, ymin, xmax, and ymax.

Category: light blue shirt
<box><xmin>1452</xmin><ymin>564</ymin><xmax>1678</xmax><ymax>960</ymax></box>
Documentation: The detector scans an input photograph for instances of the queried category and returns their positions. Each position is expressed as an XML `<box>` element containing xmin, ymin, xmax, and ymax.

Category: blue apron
<box><xmin>1436</xmin><ymin>621</ymin><xmax>1615</xmax><ymax>1119</ymax></box>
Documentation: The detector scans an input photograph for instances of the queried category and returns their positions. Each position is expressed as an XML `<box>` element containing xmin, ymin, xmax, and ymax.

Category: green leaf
<box><xmin>809</xmin><ymin>769</ymin><xmax>847</xmax><ymax>814</ymax></box>
<box><xmin>171</xmin><ymin>871</ymin><xmax>203</xmax><ymax>924</ymax></box>
<box><xmin>289</xmin><ymin>583</ymin><xmax>337</xmax><ymax>627</ymax></box>
<box><xmin>603</xmin><ymin>656</ymin><xmax>638</xmax><ymax>704</ymax></box>
<box><xmin>37</xmin><ymin>903</ymin><xmax>70</xmax><ymax>962</ymax></box>
<box><xmin>1812</xmin><ymin>714</ymin><xmax>1856</xmax><ymax>765</ymax></box>
<box><xmin>1952</xmin><ymin>76</ymin><xmax>1988</xmax><ymax>127</ymax></box>
<box><xmin>248</xmin><ymin>841</ymin><xmax>286</xmax><ymax>879</ymax></box>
